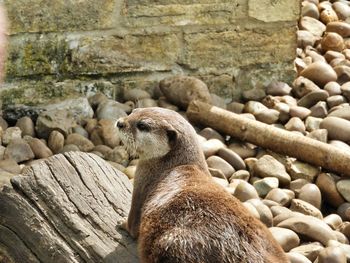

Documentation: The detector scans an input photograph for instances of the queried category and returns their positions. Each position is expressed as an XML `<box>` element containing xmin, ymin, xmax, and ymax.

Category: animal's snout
<box><xmin>116</xmin><ymin>119</ymin><xmax>126</xmax><ymax>129</ymax></box>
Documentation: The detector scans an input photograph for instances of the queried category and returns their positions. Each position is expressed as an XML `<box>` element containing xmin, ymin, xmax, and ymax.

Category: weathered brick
<box><xmin>4</xmin><ymin>0</ymin><xmax>116</xmax><ymax>34</ymax></box>
<box><xmin>182</xmin><ymin>25</ymin><xmax>296</xmax><ymax>69</ymax></box>
<box><xmin>124</xmin><ymin>1</ymin><xmax>246</xmax><ymax>27</ymax></box>
<box><xmin>6</xmin><ymin>33</ymin><xmax>182</xmax><ymax>77</ymax></box>
<box><xmin>248</xmin><ymin>0</ymin><xmax>300</xmax><ymax>22</ymax></box>
<box><xmin>6</xmin><ymin>35</ymin><xmax>68</xmax><ymax>78</ymax></box>
<box><xmin>65</xmin><ymin>33</ymin><xmax>181</xmax><ymax>74</ymax></box>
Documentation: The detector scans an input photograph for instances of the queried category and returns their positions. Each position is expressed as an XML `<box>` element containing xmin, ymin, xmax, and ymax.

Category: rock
<box><xmin>27</xmin><ymin>137</ymin><xmax>53</xmax><ymax>159</ymax></box>
<box><xmin>88</xmin><ymin>92</ymin><xmax>108</xmax><ymax>110</ymax></box>
<box><xmin>2</xmin><ymin>127</ymin><xmax>22</xmax><ymax>146</ymax></box>
<box><xmin>329</xmin><ymin>140</ymin><xmax>350</xmax><ymax>151</ymax></box>
<box><xmin>157</xmin><ymin>97</ymin><xmax>179</xmax><ymax>111</ymax></box>
<box><xmin>123</xmin><ymin>165</ymin><xmax>136</xmax><ymax>179</ymax></box>
<box><xmin>136</xmin><ymin>98</ymin><xmax>158</xmax><ymax>108</ymax></box>
<box><xmin>59</xmin><ymin>144</ymin><xmax>80</xmax><ymax>153</ymax></box>
<box><xmin>266</xmin><ymin>81</ymin><xmax>292</xmax><ymax>96</ymax></box>
<box><xmin>324</xmin><ymin>52</ymin><xmax>345</xmax><ymax>64</ymax></box>
<box><xmin>255</xmin><ymin>109</ymin><xmax>280</xmax><ymax>124</ymax></box>
<box><xmin>91</xmin><ymin>119</ymin><xmax>120</xmax><ymax>148</ymax></box>
<box><xmin>327</xmin><ymin>241</ymin><xmax>350</xmax><ymax>262</ymax></box>
<box><xmin>318</xmin><ymin>246</ymin><xmax>347</xmax><ymax>263</ymax></box>
<box><xmin>327</xmin><ymin>21</ymin><xmax>350</xmax><ymax>38</ymax></box>
<box><xmin>0</xmin><ymin>159</ymin><xmax>21</xmax><ymax>174</ymax></box>
<box><xmin>321</xmin><ymin>32</ymin><xmax>345</xmax><ymax>52</ymax></box>
<box><xmin>233</xmin><ymin>181</ymin><xmax>259</xmax><ymax>202</ymax></box>
<box><xmin>298</xmin><ymin>183</ymin><xmax>322</xmax><ymax>209</ymax></box>
<box><xmin>0</xmin><ymin>117</ymin><xmax>8</xmax><ymax>131</ymax></box>
<box><xmin>123</xmin><ymin>88</ymin><xmax>151</xmax><ymax>102</ymax></box>
<box><xmin>159</xmin><ymin>75</ymin><xmax>211</xmax><ymax>109</ymax></box>
<box><xmin>290</xmin><ymin>199</ymin><xmax>323</xmax><ymax>219</ymax></box>
<box><xmin>217</xmin><ymin>148</ymin><xmax>246</xmax><ymax>170</ymax></box>
<box><xmin>341</xmin><ymin>82</ymin><xmax>350</xmax><ymax>100</ymax></box>
<box><xmin>228</xmin><ymin>143</ymin><xmax>257</xmax><ymax>159</ymax></box>
<box><xmin>36</xmin><ymin>110</ymin><xmax>77</xmax><ymax>139</ymax></box>
<box><xmin>323</xmin><ymin>214</ymin><xmax>343</xmax><ymax>230</ymax></box>
<box><xmin>297</xmin><ymin>30</ymin><xmax>318</xmax><ymax>49</ymax></box>
<box><xmin>286</xmin><ymin>160</ymin><xmax>319</xmax><ymax>182</ymax></box>
<box><xmin>213</xmin><ymin>177</ymin><xmax>229</xmax><ymax>188</ymax></box>
<box><xmin>338</xmin><ymin>222</ymin><xmax>350</xmax><ymax>239</ymax></box>
<box><xmin>337</xmin><ymin>203</ymin><xmax>350</xmax><ymax>221</ymax></box>
<box><xmin>84</xmin><ymin>118</ymin><xmax>98</xmax><ymax>134</ymax></box>
<box><xmin>209</xmin><ymin>168</ymin><xmax>226</xmax><ymax>179</ymax></box>
<box><xmin>278</xmin><ymin>216</ymin><xmax>337</xmax><ymax>246</ymax></box>
<box><xmin>226</xmin><ymin>102</ymin><xmax>244</xmax><ymax>114</ymax></box>
<box><xmin>243</xmin><ymin>101</ymin><xmax>268</xmax><ymax>115</ymax></box>
<box><xmin>0</xmin><ymin>145</ymin><xmax>5</xmax><ymax>160</ymax></box>
<box><xmin>307</xmin><ymin>129</ymin><xmax>328</xmax><ymax>142</ymax></box>
<box><xmin>305</xmin><ymin>116</ymin><xmax>323</xmax><ymax>131</ymax></box>
<box><xmin>246</xmin><ymin>199</ymin><xmax>273</xmax><ymax>226</ymax></box>
<box><xmin>290</xmin><ymin>179</ymin><xmax>310</xmax><ymax>195</ymax></box>
<box><xmin>286</xmin><ymin>252</ymin><xmax>312</xmax><ymax>263</ymax></box>
<box><xmin>253</xmin><ymin>177</ymin><xmax>279</xmax><ymax>197</ymax></box>
<box><xmin>269</xmin><ymin>227</ymin><xmax>300</xmax><ymax>252</ymax></box>
<box><xmin>265</xmin><ymin>188</ymin><xmax>293</xmax><ymax>206</ymax></box>
<box><xmin>290</xmin><ymin>242</ymin><xmax>324</xmax><ymax>262</ymax></box>
<box><xmin>92</xmin><ymin>145</ymin><xmax>113</xmax><ymax>159</ymax></box>
<box><xmin>289</xmin><ymin>106</ymin><xmax>311</xmax><ymax>120</ymax></box>
<box><xmin>317</xmin><ymin>173</ymin><xmax>346</xmax><ymax>208</ymax></box>
<box><xmin>293</xmin><ymin>77</ymin><xmax>320</xmax><ymax>98</ymax></box>
<box><xmin>327</xmin><ymin>95</ymin><xmax>347</xmax><ymax>109</ymax></box>
<box><xmin>48</xmin><ymin>130</ymin><xmax>65</xmax><ymax>154</ymax></box>
<box><xmin>285</xmin><ymin>117</ymin><xmax>306</xmax><ymax>133</ymax></box>
<box><xmin>310</xmin><ymin>101</ymin><xmax>328</xmax><ymax>118</ymax></box>
<box><xmin>302</xmin><ymin>1</ymin><xmax>319</xmax><ymax>19</ymax></box>
<box><xmin>253</xmin><ymin>155</ymin><xmax>291</xmax><ymax>186</ymax></box>
<box><xmin>198</xmin><ymin>127</ymin><xmax>225</xmax><ymax>142</ymax></box>
<box><xmin>3</xmin><ymin>97</ymin><xmax>94</xmax><ymax>124</ymax></box>
<box><xmin>229</xmin><ymin>170</ymin><xmax>250</xmax><ymax>182</ymax></box>
<box><xmin>328</xmin><ymin>105</ymin><xmax>350</xmax><ymax>121</ymax></box>
<box><xmin>72</xmin><ymin>125</ymin><xmax>89</xmax><ymax>138</ymax></box>
<box><xmin>320</xmin><ymin>116</ymin><xmax>350</xmax><ymax>142</ymax></box>
<box><xmin>300</xmin><ymin>16</ymin><xmax>326</xmax><ymax>37</ymax></box>
<box><xmin>336</xmin><ymin>179</ymin><xmax>350</xmax><ymax>202</ymax></box>
<box><xmin>333</xmin><ymin>2</ymin><xmax>350</xmax><ymax>21</ymax></box>
<box><xmin>242</xmin><ymin>88</ymin><xmax>266</xmax><ymax>101</ymax></box>
<box><xmin>201</xmin><ymin>139</ymin><xmax>225</xmax><ymax>158</ymax></box>
<box><xmin>106</xmin><ymin>146</ymin><xmax>129</xmax><ymax>166</ymax></box>
<box><xmin>4</xmin><ymin>139</ymin><xmax>34</xmax><ymax>163</ymax></box>
<box><xmin>334</xmin><ymin>65</ymin><xmax>350</xmax><ymax>84</ymax></box>
<box><xmin>65</xmin><ymin>133</ymin><xmax>94</xmax><ymax>152</ymax></box>
<box><xmin>96</xmin><ymin>99</ymin><xmax>128</xmax><ymax>121</ymax></box>
<box><xmin>210</xmin><ymin>93</ymin><xmax>227</xmax><ymax>109</ymax></box>
<box><xmin>206</xmin><ymin>156</ymin><xmax>235</xmax><ymax>178</ymax></box>
<box><xmin>300</xmin><ymin>62</ymin><xmax>337</xmax><ymax>87</ymax></box>
<box><xmin>298</xmin><ymin>90</ymin><xmax>330</xmax><ymax>109</ymax></box>
<box><xmin>320</xmin><ymin>7</ymin><xmax>339</xmax><ymax>25</ymax></box>
<box><xmin>15</xmin><ymin>116</ymin><xmax>35</xmax><ymax>137</ymax></box>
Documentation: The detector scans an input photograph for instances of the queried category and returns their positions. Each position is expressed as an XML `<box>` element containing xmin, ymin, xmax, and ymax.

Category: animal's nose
<box><xmin>116</xmin><ymin>119</ymin><xmax>126</xmax><ymax>129</ymax></box>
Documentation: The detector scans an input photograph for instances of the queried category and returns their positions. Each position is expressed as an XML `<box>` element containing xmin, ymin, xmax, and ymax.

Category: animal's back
<box><xmin>138</xmin><ymin>165</ymin><xmax>288</xmax><ymax>263</ymax></box>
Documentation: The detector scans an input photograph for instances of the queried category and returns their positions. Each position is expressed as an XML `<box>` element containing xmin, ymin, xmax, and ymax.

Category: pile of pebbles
<box><xmin>1</xmin><ymin>0</ymin><xmax>350</xmax><ymax>262</ymax></box>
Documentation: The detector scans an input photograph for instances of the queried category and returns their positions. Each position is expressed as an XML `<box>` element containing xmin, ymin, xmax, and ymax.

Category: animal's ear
<box><xmin>166</xmin><ymin>129</ymin><xmax>177</xmax><ymax>145</ymax></box>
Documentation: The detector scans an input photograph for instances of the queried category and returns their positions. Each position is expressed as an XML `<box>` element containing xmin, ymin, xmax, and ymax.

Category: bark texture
<box><xmin>0</xmin><ymin>151</ymin><xmax>138</xmax><ymax>263</ymax></box>
<box><xmin>187</xmin><ymin>100</ymin><xmax>350</xmax><ymax>177</ymax></box>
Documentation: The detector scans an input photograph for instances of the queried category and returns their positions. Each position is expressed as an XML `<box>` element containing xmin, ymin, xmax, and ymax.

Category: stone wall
<box><xmin>0</xmin><ymin>0</ymin><xmax>300</xmax><ymax>106</ymax></box>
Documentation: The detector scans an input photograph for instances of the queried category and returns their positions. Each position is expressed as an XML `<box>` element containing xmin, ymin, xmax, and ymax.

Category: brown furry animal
<box><xmin>117</xmin><ymin>107</ymin><xmax>288</xmax><ymax>263</ymax></box>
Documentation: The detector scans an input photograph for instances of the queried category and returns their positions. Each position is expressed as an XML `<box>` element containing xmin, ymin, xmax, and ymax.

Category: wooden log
<box><xmin>0</xmin><ymin>152</ymin><xmax>138</xmax><ymax>263</ymax></box>
<box><xmin>187</xmin><ymin>100</ymin><xmax>350</xmax><ymax>177</ymax></box>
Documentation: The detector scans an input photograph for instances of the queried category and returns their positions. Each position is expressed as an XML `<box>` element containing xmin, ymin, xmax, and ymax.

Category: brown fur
<box><xmin>117</xmin><ymin>107</ymin><xmax>288</xmax><ymax>263</ymax></box>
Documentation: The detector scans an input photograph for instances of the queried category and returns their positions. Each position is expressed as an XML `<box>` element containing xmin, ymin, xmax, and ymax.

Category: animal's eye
<box><xmin>136</xmin><ymin>121</ymin><xmax>150</xmax><ymax>131</ymax></box>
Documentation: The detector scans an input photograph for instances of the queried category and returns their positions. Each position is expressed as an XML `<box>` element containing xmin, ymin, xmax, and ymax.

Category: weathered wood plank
<box><xmin>0</xmin><ymin>152</ymin><xmax>138</xmax><ymax>263</ymax></box>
